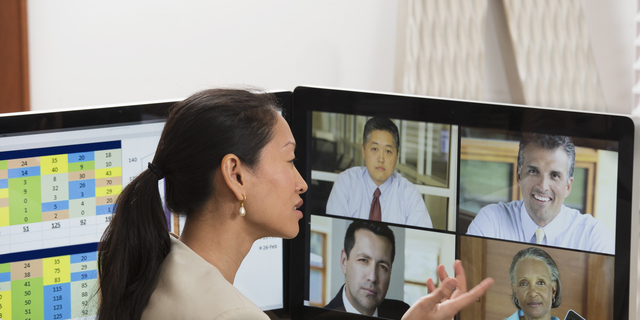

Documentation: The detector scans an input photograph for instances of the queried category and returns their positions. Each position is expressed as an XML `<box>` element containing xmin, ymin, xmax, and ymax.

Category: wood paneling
<box><xmin>586</xmin><ymin>254</ymin><xmax>614</xmax><ymax>318</ymax></box>
<box><xmin>0</xmin><ymin>0</ymin><xmax>29</xmax><ymax>113</ymax></box>
<box><xmin>459</xmin><ymin>237</ymin><xmax>487</xmax><ymax>319</ymax></box>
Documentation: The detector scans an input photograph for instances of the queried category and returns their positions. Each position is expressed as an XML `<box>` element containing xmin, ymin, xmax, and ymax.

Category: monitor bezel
<box><xmin>290</xmin><ymin>85</ymin><xmax>639</xmax><ymax>320</ymax></box>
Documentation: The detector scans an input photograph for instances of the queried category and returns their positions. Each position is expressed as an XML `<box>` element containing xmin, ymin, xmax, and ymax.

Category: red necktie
<box><xmin>369</xmin><ymin>188</ymin><xmax>381</xmax><ymax>221</ymax></box>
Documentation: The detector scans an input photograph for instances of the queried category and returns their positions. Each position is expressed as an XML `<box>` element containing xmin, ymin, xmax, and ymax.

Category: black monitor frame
<box><xmin>289</xmin><ymin>86</ymin><xmax>639</xmax><ymax>320</ymax></box>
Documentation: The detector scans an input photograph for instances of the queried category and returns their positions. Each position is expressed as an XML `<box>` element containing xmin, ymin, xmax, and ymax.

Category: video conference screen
<box><xmin>0</xmin><ymin>99</ymin><xmax>288</xmax><ymax>319</ymax></box>
<box><xmin>291</xmin><ymin>87</ymin><xmax>635</xmax><ymax>320</ymax></box>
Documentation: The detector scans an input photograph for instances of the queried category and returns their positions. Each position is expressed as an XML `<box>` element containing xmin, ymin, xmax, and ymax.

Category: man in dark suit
<box><xmin>324</xmin><ymin>220</ymin><xmax>410</xmax><ymax>319</ymax></box>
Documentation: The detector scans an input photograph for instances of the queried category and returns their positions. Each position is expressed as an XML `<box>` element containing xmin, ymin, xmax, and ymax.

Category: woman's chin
<box><xmin>523</xmin><ymin>307</ymin><xmax>551</xmax><ymax>320</ymax></box>
<box><xmin>269</xmin><ymin>223</ymin><xmax>300</xmax><ymax>240</ymax></box>
<box><xmin>282</xmin><ymin>224</ymin><xmax>300</xmax><ymax>239</ymax></box>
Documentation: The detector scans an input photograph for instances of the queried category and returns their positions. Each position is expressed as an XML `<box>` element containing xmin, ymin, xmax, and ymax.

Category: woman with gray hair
<box><xmin>505</xmin><ymin>247</ymin><xmax>562</xmax><ymax>320</ymax></box>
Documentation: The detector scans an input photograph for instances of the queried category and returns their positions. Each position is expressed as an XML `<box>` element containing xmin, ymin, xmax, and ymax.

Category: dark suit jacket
<box><xmin>323</xmin><ymin>285</ymin><xmax>410</xmax><ymax>320</ymax></box>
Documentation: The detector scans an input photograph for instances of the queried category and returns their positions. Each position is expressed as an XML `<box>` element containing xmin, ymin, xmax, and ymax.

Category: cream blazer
<box><xmin>142</xmin><ymin>235</ymin><xmax>269</xmax><ymax>320</ymax></box>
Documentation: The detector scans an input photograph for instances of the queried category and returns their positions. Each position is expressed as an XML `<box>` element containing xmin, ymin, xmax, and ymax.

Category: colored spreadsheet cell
<box><xmin>9</xmin><ymin>176</ymin><xmax>42</xmax><ymax>225</ymax></box>
<box><xmin>69</xmin><ymin>198</ymin><xmax>96</xmax><ymax>218</ymax></box>
<box><xmin>70</xmin><ymin>261</ymin><xmax>96</xmax><ymax>274</ymax></box>
<box><xmin>95</xmin><ymin>176</ymin><xmax>122</xmax><ymax>188</ymax></box>
<box><xmin>70</xmin><ymin>270</ymin><xmax>97</xmax><ymax>282</ymax></box>
<box><xmin>68</xmin><ymin>180</ymin><xmax>96</xmax><ymax>200</ymax></box>
<box><xmin>42</xmin><ymin>210</ymin><xmax>70</xmax><ymax>222</ymax></box>
<box><xmin>0</xmin><ymin>288</ymin><xmax>12</xmax><ymax>320</ymax></box>
<box><xmin>8</xmin><ymin>166</ymin><xmax>41</xmax><ymax>179</ymax></box>
<box><xmin>0</xmin><ymin>263</ymin><xmax>9</xmax><ymax>273</ymax></box>
<box><xmin>70</xmin><ymin>252</ymin><xmax>96</xmax><ymax>264</ymax></box>
<box><xmin>12</xmin><ymin>277</ymin><xmax>44</xmax><ymax>320</ymax></box>
<box><xmin>0</xmin><ymin>281</ymin><xmax>10</xmax><ymax>292</ymax></box>
<box><xmin>68</xmin><ymin>170</ymin><xmax>94</xmax><ymax>181</ymax></box>
<box><xmin>71</xmin><ymin>279</ymin><xmax>98</xmax><ymax>319</ymax></box>
<box><xmin>41</xmin><ymin>173</ymin><xmax>70</xmax><ymax>203</ymax></box>
<box><xmin>0</xmin><ymin>160</ymin><xmax>7</xmax><ymax>170</ymax></box>
<box><xmin>95</xmin><ymin>167</ymin><xmax>122</xmax><ymax>179</ymax></box>
<box><xmin>42</xmin><ymin>201</ymin><xmax>70</xmax><ymax>212</ymax></box>
<box><xmin>43</xmin><ymin>256</ymin><xmax>71</xmax><ymax>286</ymax></box>
<box><xmin>95</xmin><ymin>149</ymin><xmax>122</xmax><ymax>169</ymax></box>
<box><xmin>0</xmin><ymin>179</ymin><xmax>7</xmax><ymax>189</ymax></box>
<box><xmin>67</xmin><ymin>161</ymin><xmax>94</xmax><ymax>173</ymax></box>
<box><xmin>67</xmin><ymin>152</ymin><xmax>95</xmax><ymax>163</ymax></box>
<box><xmin>96</xmin><ymin>204</ymin><xmax>115</xmax><ymax>216</ymax></box>
<box><xmin>96</xmin><ymin>196</ymin><xmax>116</xmax><ymax>207</ymax></box>
<box><xmin>96</xmin><ymin>185</ymin><xmax>122</xmax><ymax>198</ymax></box>
<box><xmin>7</xmin><ymin>157</ymin><xmax>40</xmax><ymax>170</ymax></box>
<box><xmin>0</xmin><ymin>272</ymin><xmax>9</xmax><ymax>283</ymax></box>
<box><xmin>44</xmin><ymin>282</ymin><xmax>71</xmax><ymax>320</ymax></box>
<box><xmin>11</xmin><ymin>259</ymin><xmax>43</xmax><ymax>281</ymax></box>
<box><xmin>0</xmin><ymin>207</ymin><xmax>8</xmax><ymax>227</ymax></box>
<box><xmin>40</xmin><ymin>154</ymin><xmax>69</xmax><ymax>176</ymax></box>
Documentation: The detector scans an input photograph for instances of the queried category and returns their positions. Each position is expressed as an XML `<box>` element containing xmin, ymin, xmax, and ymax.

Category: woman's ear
<box><xmin>220</xmin><ymin>153</ymin><xmax>247</xmax><ymax>202</ymax></box>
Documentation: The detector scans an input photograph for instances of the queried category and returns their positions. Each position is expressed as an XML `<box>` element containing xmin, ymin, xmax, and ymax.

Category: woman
<box><xmin>506</xmin><ymin>247</ymin><xmax>562</xmax><ymax>320</ymax></box>
<box><xmin>97</xmin><ymin>88</ymin><xmax>493</xmax><ymax>319</ymax></box>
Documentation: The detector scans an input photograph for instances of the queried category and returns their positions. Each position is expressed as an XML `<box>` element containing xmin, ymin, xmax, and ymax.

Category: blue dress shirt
<box><xmin>467</xmin><ymin>199</ymin><xmax>614</xmax><ymax>254</ymax></box>
<box><xmin>505</xmin><ymin>309</ymin><xmax>559</xmax><ymax>320</ymax></box>
<box><xmin>325</xmin><ymin>167</ymin><xmax>432</xmax><ymax>228</ymax></box>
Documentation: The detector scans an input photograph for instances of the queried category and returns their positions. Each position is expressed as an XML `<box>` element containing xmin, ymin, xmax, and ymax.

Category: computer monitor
<box><xmin>290</xmin><ymin>86</ymin><xmax>640</xmax><ymax>320</ymax></box>
<box><xmin>0</xmin><ymin>91</ymin><xmax>292</xmax><ymax>319</ymax></box>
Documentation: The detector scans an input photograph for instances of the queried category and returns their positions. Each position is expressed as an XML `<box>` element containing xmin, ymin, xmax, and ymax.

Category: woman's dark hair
<box><xmin>97</xmin><ymin>88</ymin><xmax>281</xmax><ymax>319</ymax></box>
<box><xmin>509</xmin><ymin>247</ymin><xmax>562</xmax><ymax>309</ymax></box>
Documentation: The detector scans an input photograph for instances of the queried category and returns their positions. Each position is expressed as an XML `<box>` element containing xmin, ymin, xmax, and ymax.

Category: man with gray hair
<box><xmin>326</xmin><ymin>116</ymin><xmax>432</xmax><ymax>228</ymax></box>
<box><xmin>467</xmin><ymin>133</ymin><xmax>614</xmax><ymax>254</ymax></box>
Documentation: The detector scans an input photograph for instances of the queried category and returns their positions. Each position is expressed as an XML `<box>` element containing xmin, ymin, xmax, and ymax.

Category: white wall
<box><xmin>27</xmin><ymin>0</ymin><xmax>398</xmax><ymax>110</ymax></box>
<box><xmin>27</xmin><ymin>1</ymin><xmax>636</xmax><ymax>113</ymax></box>
<box><xmin>581</xmin><ymin>0</ymin><xmax>636</xmax><ymax>115</ymax></box>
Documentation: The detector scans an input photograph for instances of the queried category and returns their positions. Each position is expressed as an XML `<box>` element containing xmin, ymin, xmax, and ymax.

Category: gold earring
<box><xmin>239</xmin><ymin>194</ymin><xmax>246</xmax><ymax>217</ymax></box>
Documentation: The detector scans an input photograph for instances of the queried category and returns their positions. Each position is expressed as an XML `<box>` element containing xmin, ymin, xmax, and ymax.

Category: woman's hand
<box><xmin>401</xmin><ymin>260</ymin><xmax>494</xmax><ymax>320</ymax></box>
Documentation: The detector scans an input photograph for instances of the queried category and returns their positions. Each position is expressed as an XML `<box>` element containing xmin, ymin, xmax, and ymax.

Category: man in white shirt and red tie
<box><xmin>466</xmin><ymin>133</ymin><xmax>614</xmax><ymax>254</ymax></box>
<box><xmin>325</xmin><ymin>117</ymin><xmax>432</xmax><ymax>228</ymax></box>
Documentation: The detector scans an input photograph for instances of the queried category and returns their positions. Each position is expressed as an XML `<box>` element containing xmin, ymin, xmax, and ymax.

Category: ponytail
<box><xmin>96</xmin><ymin>88</ymin><xmax>280</xmax><ymax>319</ymax></box>
<box><xmin>97</xmin><ymin>169</ymin><xmax>170</xmax><ymax>319</ymax></box>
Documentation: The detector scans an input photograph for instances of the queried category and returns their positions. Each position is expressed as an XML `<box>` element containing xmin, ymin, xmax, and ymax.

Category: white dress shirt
<box><xmin>325</xmin><ymin>167</ymin><xmax>433</xmax><ymax>228</ymax></box>
<box><xmin>466</xmin><ymin>199</ymin><xmax>614</xmax><ymax>254</ymax></box>
<box><xmin>342</xmin><ymin>284</ymin><xmax>378</xmax><ymax>317</ymax></box>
